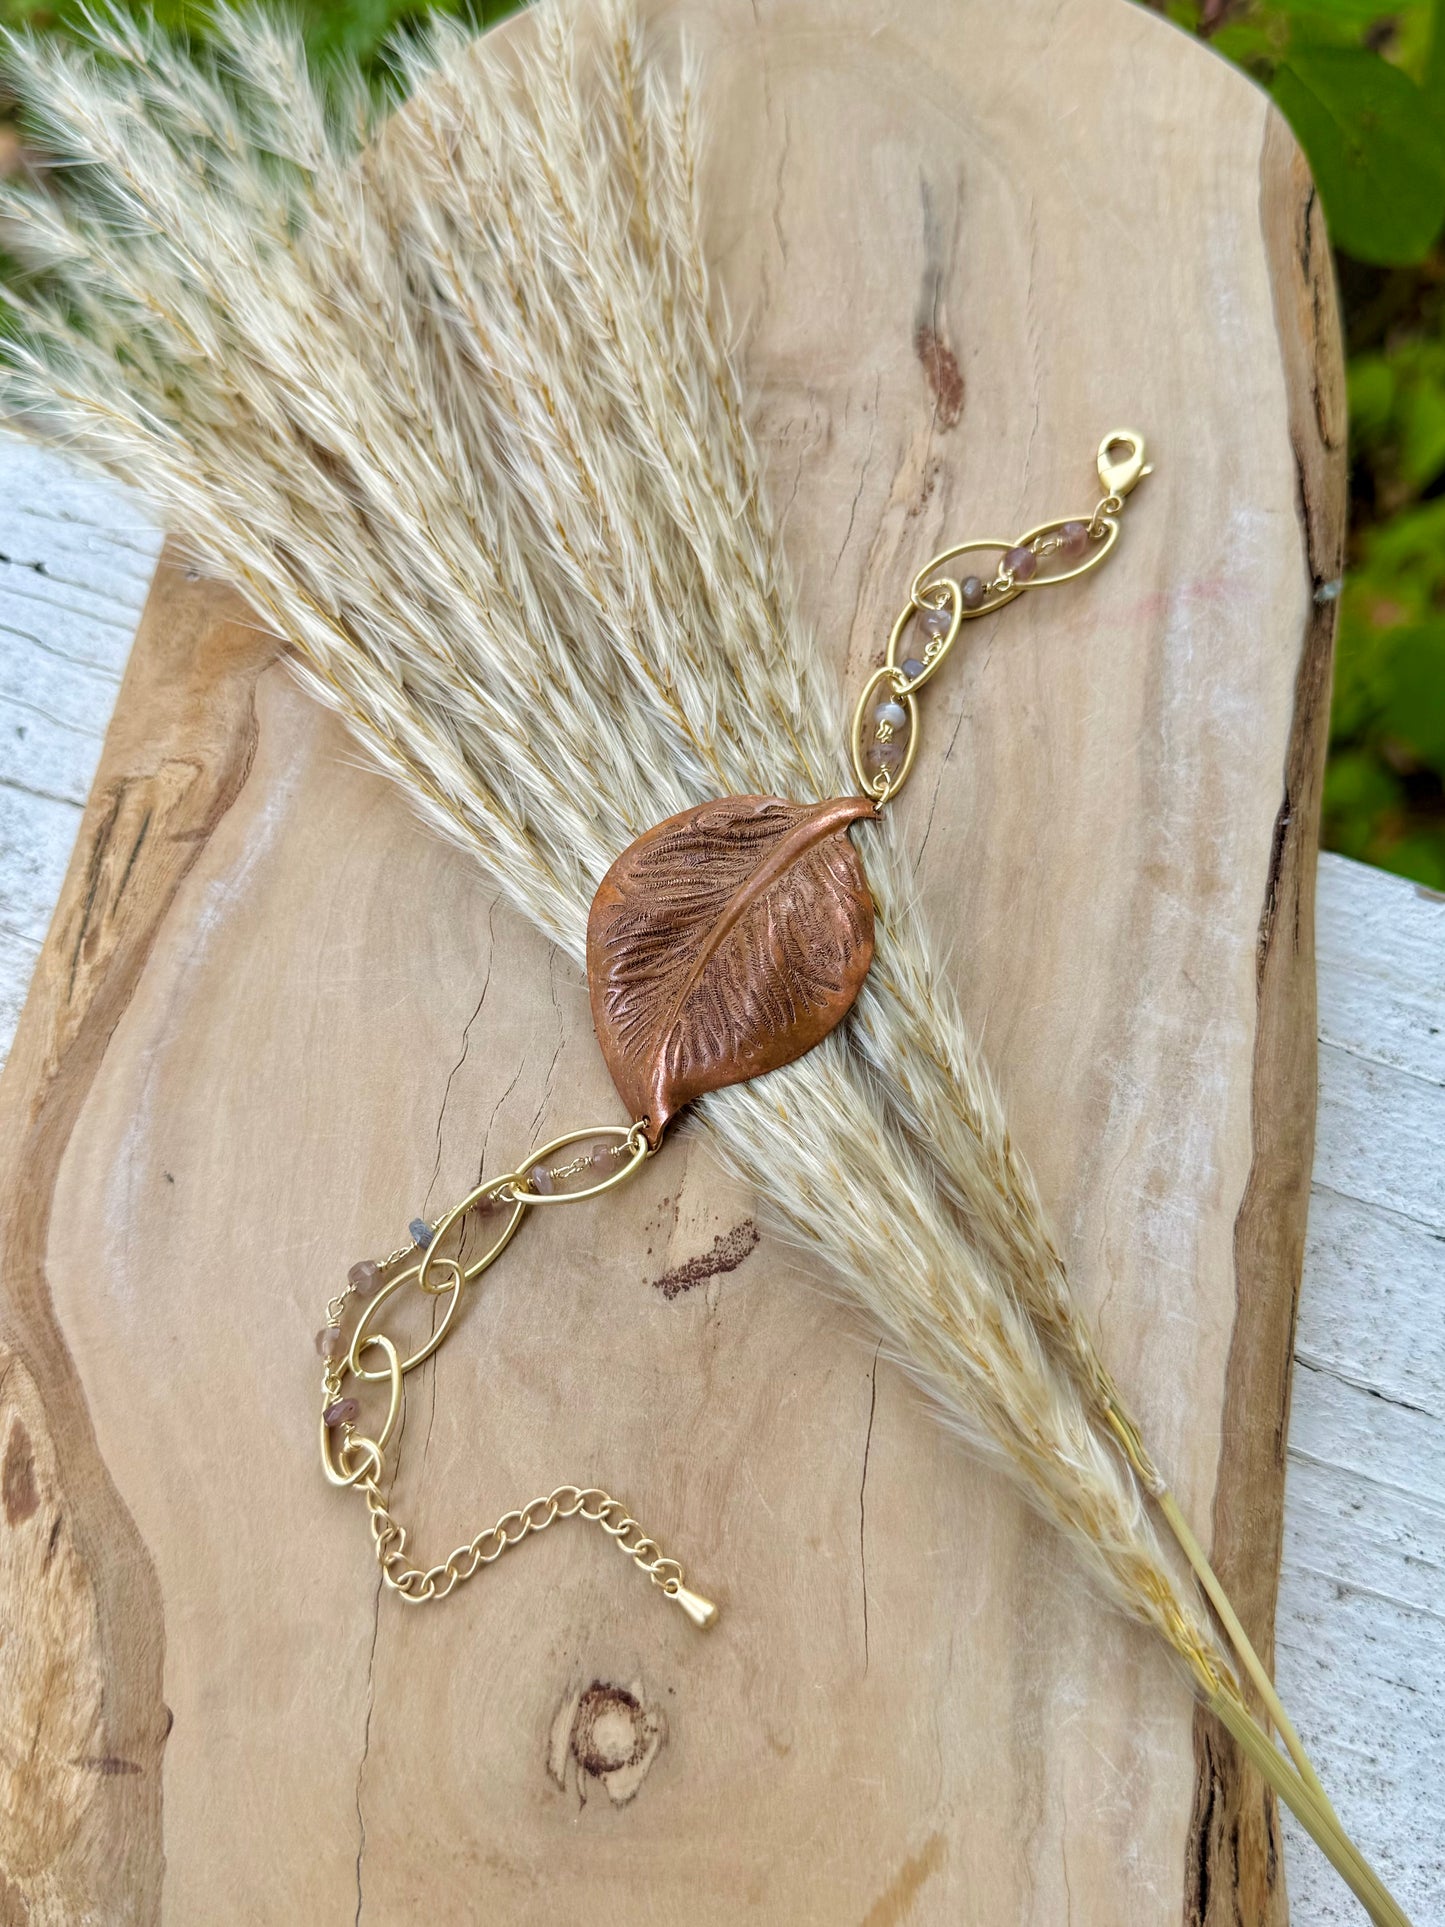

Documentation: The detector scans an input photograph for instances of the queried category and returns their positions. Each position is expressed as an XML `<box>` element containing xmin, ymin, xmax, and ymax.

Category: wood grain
<box><xmin>0</xmin><ymin>559</ymin><xmax>277</xmax><ymax>1921</ymax></box>
<box><xmin>1186</xmin><ymin>110</ymin><xmax>1348</xmax><ymax>1924</ymax></box>
<box><xmin>0</xmin><ymin>1</ymin><xmax>1347</xmax><ymax>1920</ymax></box>
<box><xmin>0</xmin><ymin>445</ymin><xmax>161</xmax><ymax>1059</ymax></box>
<box><xmin>1280</xmin><ymin>856</ymin><xmax>1444</xmax><ymax>1927</ymax></box>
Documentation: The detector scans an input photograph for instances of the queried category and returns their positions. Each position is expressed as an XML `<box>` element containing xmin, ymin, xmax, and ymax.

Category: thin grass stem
<box><xmin>1102</xmin><ymin>1401</ymin><xmax>1411</xmax><ymax>1921</ymax></box>
<box><xmin>1209</xmin><ymin>1690</ymin><xmax>1411</xmax><ymax>1927</ymax></box>
<box><xmin>1156</xmin><ymin>1485</ymin><xmax>1336</xmax><ymax>1818</ymax></box>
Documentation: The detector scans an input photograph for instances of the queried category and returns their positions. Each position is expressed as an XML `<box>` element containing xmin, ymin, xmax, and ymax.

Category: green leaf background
<box><xmin>3</xmin><ymin>0</ymin><xmax>1445</xmax><ymax>888</ymax></box>
<box><xmin>1273</xmin><ymin>47</ymin><xmax>1445</xmax><ymax>264</ymax></box>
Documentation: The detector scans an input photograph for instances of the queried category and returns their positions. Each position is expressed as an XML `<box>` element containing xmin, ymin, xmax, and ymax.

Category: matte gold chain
<box><xmin>851</xmin><ymin>429</ymin><xmax>1151</xmax><ymax>804</ymax></box>
<box><xmin>316</xmin><ymin>1121</ymin><xmax>718</xmax><ymax>1629</ymax></box>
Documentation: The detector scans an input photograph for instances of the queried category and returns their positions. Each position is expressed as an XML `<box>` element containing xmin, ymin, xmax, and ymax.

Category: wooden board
<box><xmin>0</xmin><ymin>444</ymin><xmax>162</xmax><ymax>1059</ymax></box>
<box><xmin>0</xmin><ymin>1</ymin><xmax>1345</xmax><ymax>1920</ymax></box>
<box><xmin>1280</xmin><ymin>855</ymin><xmax>1445</xmax><ymax>1927</ymax></box>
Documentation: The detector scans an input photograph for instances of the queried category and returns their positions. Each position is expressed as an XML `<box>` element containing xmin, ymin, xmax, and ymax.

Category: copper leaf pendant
<box><xmin>587</xmin><ymin>795</ymin><xmax>878</xmax><ymax>1144</ymax></box>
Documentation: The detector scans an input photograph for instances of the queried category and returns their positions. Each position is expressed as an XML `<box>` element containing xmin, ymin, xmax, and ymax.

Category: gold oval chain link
<box><xmin>851</xmin><ymin>430</ymin><xmax>1150</xmax><ymax>806</ymax></box>
<box><xmin>317</xmin><ymin>1120</ymin><xmax>718</xmax><ymax>1630</ymax></box>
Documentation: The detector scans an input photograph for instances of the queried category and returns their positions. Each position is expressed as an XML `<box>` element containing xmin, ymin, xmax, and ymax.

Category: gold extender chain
<box><xmin>316</xmin><ymin>1121</ymin><xmax>717</xmax><ymax>1628</ymax></box>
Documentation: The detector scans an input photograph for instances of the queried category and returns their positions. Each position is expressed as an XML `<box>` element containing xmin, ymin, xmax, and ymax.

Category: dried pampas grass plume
<box><xmin>0</xmin><ymin>6</ymin><xmax>1407</xmax><ymax>1919</ymax></box>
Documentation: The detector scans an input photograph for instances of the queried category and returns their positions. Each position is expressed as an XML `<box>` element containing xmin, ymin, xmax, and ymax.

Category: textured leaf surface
<box><xmin>1273</xmin><ymin>49</ymin><xmax>1445</xmax><ymax>267</ymax></box>
<box><xmin>587</xmin><ymin>795</ymin><xmax>877</xmax><ymax>1142</ymax></box>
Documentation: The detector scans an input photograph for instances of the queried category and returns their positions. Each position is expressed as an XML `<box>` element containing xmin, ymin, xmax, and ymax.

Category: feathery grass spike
<box><xmin>0</xmin><ymin>6</ymin><xmax>1409</xmax><ymax>1919</ymax></box>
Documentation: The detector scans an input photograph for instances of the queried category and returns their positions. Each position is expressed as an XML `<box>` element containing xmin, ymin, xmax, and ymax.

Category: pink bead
<box><xmin>1004</xmin><ymin>546</ymin><xmax>1038</xmax><ymax>581</ymax></box>
<box><xmin>324</xmin><ymin>1398</ymin><xmax>359</xmax><ymax>1428</ymax></box>
<box><xmin>960</xmin><ymin>575</ymin><xmax>987</xmax><ymax>609</ymax></box>
<box><xmin>1058</xmin><ymin>520</ymin><xmax>1090</xmax><ymax>558</ymax></box>
<box><xmin>919</xmin><ymin>605</ymin><xmax>950</xmax><ymax>638</ymax></box>
<box><xmin>528</xmin><ymin>1164</ymin><xmax>555</xmax><ymax>1195</ymax></box>
<box><xmin>315</xmin><ymin>1325</ymin><xmax>341</xmax><ymax>1358</ymax></box>
<box><xmin>348</xmin><ymin>1259</ymin><xmax>382</xmax><ymax>1297</ymax></box>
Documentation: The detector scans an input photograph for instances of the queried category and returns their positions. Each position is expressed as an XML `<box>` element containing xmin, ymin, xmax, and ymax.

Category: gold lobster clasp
<box><xmin>1096</xmin><ymin>430</ymin><xmax>1152</xmax><ymax>502</ymax></box>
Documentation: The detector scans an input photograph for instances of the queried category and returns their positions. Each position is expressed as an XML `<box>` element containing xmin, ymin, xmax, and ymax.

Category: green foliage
<box><xmin>0</xmin><ymin>1</ymin><xmax>512</xmax><ymax>75</ymax></box>
<box><xmin>1160</xmin><ymin>0</ymin><xmax>1445</xmax><ymax>887</ymax></box>
<box><xmin>1272</xmin><ymin>48</ymin><xmax>1445</xmax><ymax>264</ymax></box>
<box><xmin>1170</xmin><ymin>0</ymin><xmax>1445</xmax><ymax>272</ymax></box>
<box><xmin>1328</xmin><ymin>385</ymin><xmax>1445</xmax><ymax>885</ymax></box>
<box><xmin>2</xmin><ymin>0</ymin><xmax>1444</xmax><ymax>886</ymax></box>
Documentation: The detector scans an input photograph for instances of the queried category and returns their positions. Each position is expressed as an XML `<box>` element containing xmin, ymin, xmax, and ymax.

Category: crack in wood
<box><xmin>859</xmin><ymin>1341</ymin><xmax>881</xmax><ymax>1674</ymax></box>
<box><xmin>352</xmin><ymin>1578</ymin><xmax>383</xmax><ymax>1927</ymax></box>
